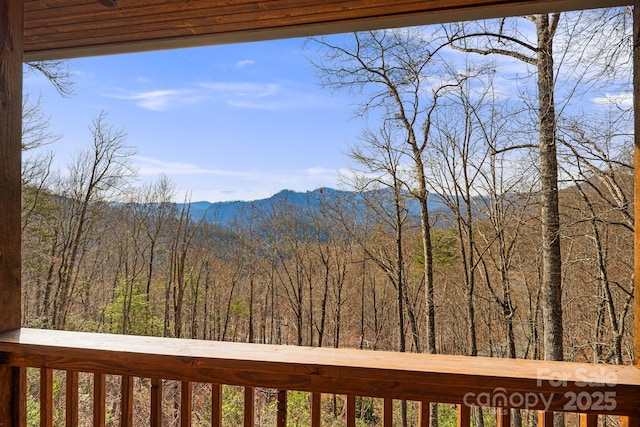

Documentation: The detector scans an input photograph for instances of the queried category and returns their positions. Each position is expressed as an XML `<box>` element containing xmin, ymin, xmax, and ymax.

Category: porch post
<box><xmin>0</xmin><ymin>0</ymin><xmax>24</xmax><ymax>424</ymax></box>
<box><xmin>635</xmin><ymin>0</ymin><xmax>640</xmax><ymax>368</ymax></box>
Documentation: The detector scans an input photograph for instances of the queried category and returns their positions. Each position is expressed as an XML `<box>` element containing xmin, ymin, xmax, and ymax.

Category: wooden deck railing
<box><xmin>0</xmin><ymin>328</ymin><xmax>639</xmax><ymax>426</ymax></box>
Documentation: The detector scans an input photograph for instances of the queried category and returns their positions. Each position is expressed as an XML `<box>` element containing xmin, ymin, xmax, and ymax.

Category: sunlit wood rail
<box><xmin>0</xmin><ymin>328</ymin><xmax>639</xmax><ymax>426</ymax></box>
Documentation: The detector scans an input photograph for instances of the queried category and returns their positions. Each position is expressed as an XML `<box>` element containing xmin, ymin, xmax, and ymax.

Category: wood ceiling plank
<box><xmin>25</xmin><ymin>0</ymin><xmax>334</xmax><ymax>30</ymax></box>
<box><xmin>22</xmin><ymin>0</ymin><xmax>478</xmax><ymax>53</ymax></box>
<box><xmin>25</xmin><ymin>0</ymin><xmax>441</xmax><ymax>38</ymax></box>
<box><xmin>23</xmin><ymin>0</ymin><xmax>631</xmax><ymax>61</ymax></box>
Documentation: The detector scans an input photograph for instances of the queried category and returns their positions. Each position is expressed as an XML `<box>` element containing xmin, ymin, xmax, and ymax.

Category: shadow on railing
<box><xmin>1</xmin><ymin>328</ymin><xmax>639</xmax><ymax>426</ymax></box>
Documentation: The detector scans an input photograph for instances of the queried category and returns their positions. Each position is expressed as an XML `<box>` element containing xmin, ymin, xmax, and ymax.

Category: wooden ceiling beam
<box><xmin>24</xmin><ymin>0</ymin><xmax>630</xmax><ymax>61</ymax></box>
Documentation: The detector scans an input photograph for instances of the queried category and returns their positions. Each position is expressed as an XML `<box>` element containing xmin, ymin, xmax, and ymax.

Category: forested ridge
<box><xmin>20</xmin><ymin>6</ymin><xmax>634</xmax><ymax>426</ymax></box>
<box><xmin>21</xmin><ymin>168</ymin><xmax>634</xmax><ymax>360</ymax></box>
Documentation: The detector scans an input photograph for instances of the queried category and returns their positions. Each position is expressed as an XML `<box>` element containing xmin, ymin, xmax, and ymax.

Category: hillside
<box><xmin>179</xmin><ymin>187</ymin><xmax>455</xmax><ymax>227</ymax></box>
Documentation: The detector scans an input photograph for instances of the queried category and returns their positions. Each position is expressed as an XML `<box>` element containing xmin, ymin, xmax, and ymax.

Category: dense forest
<box><xmin>20</xmin><ymin>7</ymin><xmax>634</xmax><ymax>427</ymax></box>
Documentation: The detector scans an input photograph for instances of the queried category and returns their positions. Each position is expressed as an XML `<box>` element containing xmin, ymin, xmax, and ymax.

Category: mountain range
<box><xmin>179</xmin><ymin>188</ymin><xmax>457</xmax><ymax>227</ymax></box>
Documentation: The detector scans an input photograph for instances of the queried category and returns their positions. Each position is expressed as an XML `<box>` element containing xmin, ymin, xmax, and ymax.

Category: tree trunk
<box><xmin>537</xmin><ymin>14</ymin><xmax>564</xmax><ymax>363</ymax></box>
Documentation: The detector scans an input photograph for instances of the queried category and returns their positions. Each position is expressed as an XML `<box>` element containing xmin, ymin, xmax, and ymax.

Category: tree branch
<box><xmin>448</xmin><ymin>31</ymin><xmax>538</xmax><ymax>65</ymax></box>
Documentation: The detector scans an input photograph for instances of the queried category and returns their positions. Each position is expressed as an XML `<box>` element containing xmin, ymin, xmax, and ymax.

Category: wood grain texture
<box><xmin>418</xmin><ymin>401</ymin><xmax>430</xmax><ymax>427</ymax></box>
<box><xmin>65</xmin><ymin>371</ymin><xmax>79</xmax><ymax>427</ymax></box>
<box><xmin>23</xmin><ymin>0</ymin><xmax>628</xmax><ymax>61</ymax></box>
<box><xmin>458</xmin><ymin>404</ymin><xmax>471</xmax><ymax>427</ymax></box>
<box><xmin>243</xmin><ymin>386</ymin><xmax>254</xmax><ymax>427</ymax></box>
<box><xmin>211</xmin><ymin>384</ymin><xmax>222</xmax><ymax>427</ymax></box>
<box><xmin>311</xmin><ymin>392</ymin><xmax>321</xmax><ymax>427</ymax></box>
<box><xmin>539</xmin><ymin>411</ymin><xmax>554</xmax><ymax>427</ymax></box>
<box><xmin>120</xmin><ymin>375</ymin><xmax>133</xmax><ymax>427</ymax></box>
<box><xmin>622</xmin><ymin>416</ymin><xmax>640</xmax><ymax>427</ymax></box>
<box><xmin>0</xmin><ymin>2</ymin><xmax>23</xmax><ymax>424</ymax></box>
<box><xmin>93</xmin><ymin>373</ymin><xmax>106</xmax><ymax>427</ymax></box>
<box><xmin>40</xmin><ymin>368</ymin><xmax>53</xmax><ymax>427</ymax></box>
<box><xmin>276</xmin><ymin>390</ymin><xmax>287</xmax><ymax>427</ymax></box>
<box><xmin>580</xmin><ymin>413</ymin><xmax>598</xmax><ymax>427</ymax></box>
<box><xmin>11</xmin><ymin>367</ymin><xmax>26</xmax><ymax>427</ymax></box>
<box><xmin>383</xmin><ymin>398</ymin><xmax>393</xmax><ymax>427</ymax></box>
<box><xmin>0</xmin><ymin>328</ymin><xmax>639</xmax><ymax>416</ymax></box>
<box><xmin>346</xmin><ymin>395</ymin><xmax>356</xmax><ymax>427</ymax></box>
<box><xmin>497</xmin><ymin>408</ymin><xmax>511</xmax><ymax>427</ymax></box>
<box><xmin>181</xmin><ymin>381</ymin><xmax>192</xmax><ymax>427</ymax></box>
<box><xmin>150</xmin><ymin>378</ymin><xmax>162</xmax><ymax>427</ymax></box>
<box><xmin>0</xmin><ymin>0</ymin><xmax>23</xmax><ymax>335</ymax></box>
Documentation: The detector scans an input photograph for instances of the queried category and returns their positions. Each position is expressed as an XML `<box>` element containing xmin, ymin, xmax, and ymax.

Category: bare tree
<box><xmin>445</xmin><ymin>7</ymin><xmax>631</xmax><ymax>366</ymax></box>
<box><xmin>25</xmin><ymin>60</ymin><xmax>74</xmax><ymax>97</ymax></box>
<box><xmin>344</xmin><ymin>123</ymin><xmax>419</xmax><ymax>426</ymax></box>
<box><xmin>49</xmin><ymin>112</ymin><xmax>135</xmax><ymax>328</ymax></box>
<box><xmin>21</xmin><ymin>94</ymin><xmax>58</xmax><ymax>231</ymax></box>
<box><xmin>445</xmin><ymin>13</ymin><xmax>570</xmax><ymax>368</ymax></box>
<box><xmin>134</xmin><ymin>175</ymin><xmax>178</xmax><ymax>300</ymax></box>
<box><xmin>311</xmin><ymin>30</ymin><xmax>483</xmax><ymax>425</ymax></box>
<box><xmin>309</xmin><ymin>26</ymin><xmax>450</xmax><ymax>357</ymax></box>
<box><xmin>558</xmin><ymin>111</ymin><xmax>633</xmax><ymax>364</ymax></box>
<box><xmin>261</xmin><ymin>196</ymin><xmax>319</xmax><ymax>346</ymax></box>
<box><xmin>426</xmin><ymin>69</ymin><xmax>489</xmax><ymax>362</ymax></box>
<box><xmin>165</xmin><ymin>199</ymin><xmax>201</xmax><ymax>338</ymax></box>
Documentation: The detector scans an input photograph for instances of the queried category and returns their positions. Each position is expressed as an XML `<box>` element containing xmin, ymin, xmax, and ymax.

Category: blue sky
<box><xmin>23</xmin><ymin>11</ymin><xmax>632</xmax><ymax>203</ymax></box>
<box><xmin>24</xmin><ymin>37</ymin><xmax>363</xmax><ymax>202</ymax></box>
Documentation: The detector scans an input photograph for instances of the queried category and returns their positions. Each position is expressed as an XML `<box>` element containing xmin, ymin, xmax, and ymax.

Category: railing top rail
<box><xmin>1</xmin><ymin>328</ymin><xmax>639</xmax><ymax>416</ymax></box>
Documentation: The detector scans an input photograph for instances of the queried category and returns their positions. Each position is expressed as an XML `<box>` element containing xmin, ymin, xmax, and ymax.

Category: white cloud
<box><xmin>107</xmin><ymin>78</ymin><xmax>338</xmax><ymax>112</ymax></box>
<box><xmin>235</xmin><ymin>59</ymin><xmax>256</xmax><ymax>68</ymax></box>
<box><xmin>591</xmin><ymin>92</ymin><xmax>633</xmax><ymax>107</ymax></box>
<box><xmin>132</xmin><ymin>156</ymin><xmax>341</xmax><ymax>202</ymax></box>
<box><xmin>107</xmin><ymin>89</ymin><xmax>197</xmax><ymax>111</ymax></box>
<box><xmin>227</xmin><ymin>100</ymin><xmax>279</xmax><ymax>111</ymax></box>
<box><xmin>134</xmin><ymin>156</ymin><xmax>263</xmax><ymax>177</ymax></box>
<box><xmin>198</xmin><ymin>82</ymin><xmax>280</xmax><ymax>98</ymax></box>
<box><xmin>306</xmin><ymin>167</ymin><xmax>340</xmax><ymax>179</ymax></box>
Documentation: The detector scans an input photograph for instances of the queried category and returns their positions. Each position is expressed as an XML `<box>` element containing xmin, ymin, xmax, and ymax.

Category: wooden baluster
<box><xmin>497</xmin><ymin>407</ymin><xmax>511</xmax><ymax>427</ymax></box>
<box><xmin>276</xmin><ymin>390</ymin><xmax>287</xmax><ymax>427</ymax></box>
<box><xmin>151</xmin><ymin>378</ymin><xmax>162</xmax><ymax>427</ymax></box>
<box><xmin>311</xmin><ymin>392</ymin><xmax>321</xmax><ymax>427</ymax></box>
<box><xmin>93</xmin><ymin>373</ymin><xmax>106</xmax><ymax>427</ymax></box>
<box><xmin>244</xmin><ymin>386</ymin><xmax>255</xmax><ymax>427</ymax></box>
<box><xmin>580</xmin><ymin>413</ymin><xmax>598</xmax><ymax>427</ymax></box>
<box><xmin>12</xmin><ymin>367</ymin><xmax>27</xmax><ymax>426</ymax></box>
<box><xmin>181</xmin><ymin>381</ymin><xmax>193</xmax><ymax>427</ymax></box>
<box><xmin>211</xmin><ymin>384</ymin><xmax>223</xmax><ymax>427</ymax></box>
<box><xmin>40</xmin><ymin>368</ymin><xmax>53</xmax><ymax>427</ymax></box>
<box><xmin>621</xmin><ymin>416</ymin><xmax>640</xmax><ymax>427</ymax></box>
<box><xmin>346</xmin><ymin>395</ymin><xmax>356</xmax><ymax>427</ymax></box>
<box><xmin>383</xmin><ymin>398</ymin><xmax>393</xmax><ymax>427</ymax></box>
<box><xmin>418</xmin><ymin>401</ymin><xmax>430</xmax><ymax>427</ymax></box>
<box><xmin>457</xmin><ymin>404</ymin><xmax>471</xmax><ymax>427</ymax></box>
<box><xmin>538</xmin><ymin>411</ymin><xmax>554</xmax><ymax>427</ymax></box>
<box><xmin>120</xmin><ymin>375</ymin><xmax>133</xmax><ymax>427</ymax></box>
<box><xmin>65</xmin><ymin>370</ymin><xmax>78</xmax><ymax>427</ymax></box>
